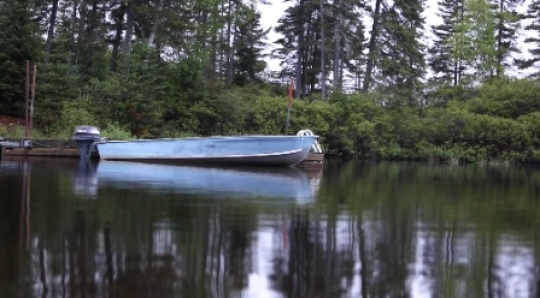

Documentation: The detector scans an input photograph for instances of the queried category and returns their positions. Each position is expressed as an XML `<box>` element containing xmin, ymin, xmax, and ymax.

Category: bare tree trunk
<box><xmin>303</xmin><ymin>21</ymin><xmax>312</xmax><ymax>97</ymax></box>
<box><xmin>123</xmin><ymin>0</ymin><xmax>133</xmax><ymax>54</ymax></box>
<box><xmin>148</xmin><ymin>0</ymin><xmax>163</xmax><ymax>48</ymax></box>
<box><xmin>110</xmin><ymin>4</ymin><xmax>124</xmax><ymax>71</ymax></box>
<box><xmin>333</xmin><ymin>0</ymin><xmax>342</xmax><ymax>91</ymax></box>
<box><xmin>496</xmin><ymin>0</ymin><xmax>504</xmax><ymax>78</ymax></box>
<box><xmin>320</xmin><ymin>0</ymin><xmax>326</xmax><ymax>99</ymax></box>
<box><xmin>45</xmin><ymin>0</ymin><xmax>60</xmax><ymax>61</ymax></box>
<box><xmin>219</xmin><ymin>0</ymin><xmax>225</xmax><ymax>82</ymax></box>
<box><xmin>200</xmin><ymin>7</ymin><xmax>209</xmax><ymax>80</ymax></box>
<box><xmin>209</xmin><ymin>1</ymin><xmax>220</xmax><ymax>83</ymax></box>
<box><xmin>75</xmin><ymin>0</ymin><xmax>86</xmax><ymax>66</ymax></box>
<box><xmin>295</xmin><ymin>0</ymin><xmax>306</xmax><ymax>99</ymax></box>
<box><xmin>457</xmin><ymin>1</ymin><xmax>464</xmax><ymax>85</ymax></box>
<box><xmin>310</xmin><ymin>24</ymin><xmax>318</xmax><ymax>93</ymax></box>
<box><xmin>210</xmin><ymin>34</ymin><xmax>217</xmax><ymax>81</ymax></box>
<box><xmin>340</xmin><ymin>50</ymin><xmax>344</xmax><ymax>88</ymax></box>
<box><xmin>225</xmin><ymin>0</ymin><xmax>234</xmax><ymax>87</ymax></box>
<box><xmin>362</xmin><ymin>0</ymin><xmax>383</xmax><ymax>92</ymax></box>
<box><xmin>227</xmin><ymin>23</ymin><xmax>236</xmax><ymax>87</ymax></box>
<box><xmin>83</xmin><ymin>0</ymin><xmax>101</xmax><ymax>66</ymax></box>
<box><xmin>68</xmin><ymin>0</ymin><xmax>78</xmax><ymax>69</ymax></box>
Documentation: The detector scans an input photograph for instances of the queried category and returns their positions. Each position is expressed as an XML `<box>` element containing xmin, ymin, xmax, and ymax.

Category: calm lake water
<box><xmin>1</xmin><ymin>157</ymin><xmax>540</xmax><ymax>298</ymax></box>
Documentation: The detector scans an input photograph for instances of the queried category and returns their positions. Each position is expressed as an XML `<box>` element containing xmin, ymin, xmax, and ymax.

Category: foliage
<box><xmin>5</xmin><ymin>72</ymin><xmax>540</xmax><ymax>163</ymax></box>
<box><xmin>0</xmin><ymin>0</ymin><xmax>42</xmax><ymax>115</ymax></box>
<box><xmin>448</xmin><ymin>0</ymin><xmax>499</xmax><ymax>82</ymax></box>
<box><xmin>1</xmin><ymin>0</ymin><xmax>540</xmax><ymax>165</ymax></box>
<box><xmin>428</xmin><ymin>0</ymin><xmax>465</xmax><ymax>86</ymax></box>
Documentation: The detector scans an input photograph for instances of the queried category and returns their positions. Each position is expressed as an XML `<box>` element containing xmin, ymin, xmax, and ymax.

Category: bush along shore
<box><xmin>2</xmin><ymin>77</ymin><xmax>540</xmax><ymax>165</ymax></box>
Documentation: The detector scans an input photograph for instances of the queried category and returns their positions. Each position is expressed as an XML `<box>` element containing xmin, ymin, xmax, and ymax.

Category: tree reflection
<box><xmin>4</xmin><ymin>160</ymin><xmax>540</xmax><ymax>297</ymax></box>
<box><xmin>0</xmin><ymin>162</ymin><xmax>24</xmax><ymax>297</ymax></box>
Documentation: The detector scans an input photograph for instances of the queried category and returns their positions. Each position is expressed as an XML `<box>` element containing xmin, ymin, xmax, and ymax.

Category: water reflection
<box><xmin>72</xmin><ymin>160</ymin><xmax>98</xmax><ymax>198</ymax></box>
<box><xmin>89</xmin><ymin>161</ymin><xmax>318</xmax><ymax>203</ymax></box>
<box><xmin>3</xmin><ymin>159</ymin><xmax>540</xmax><ymax>297</ymax></box>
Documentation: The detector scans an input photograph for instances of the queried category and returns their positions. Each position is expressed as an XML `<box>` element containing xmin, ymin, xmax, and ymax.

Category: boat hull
<box><xmin>94</xmin><ymin>135</ymin><xmax>317</xmax><ymax>167</ymax></box>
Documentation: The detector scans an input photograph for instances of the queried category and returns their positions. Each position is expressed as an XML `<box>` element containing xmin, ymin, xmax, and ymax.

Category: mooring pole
<box><xmin>285</xmin><ymin>77</ymin><xmax>294</xmax><ymax>135</ymax></box>
<box><xmin>29</xmin><ymin>63</ymin><xmax>36</xmax><ymax>139</ymax></box>
<box><xmin>19</xmin><ymin>162</ymin><xmax>31</xmax><ymax>251</ymax></box>
<box><xmin>285</xmin><ymin>107</ymin><xmax>291</xmax><ymax>135</ymax></box>
<box><xmin>24</xmin><ymin>60</ymin><xmax>30</xmax><ymax>139</ymax></box>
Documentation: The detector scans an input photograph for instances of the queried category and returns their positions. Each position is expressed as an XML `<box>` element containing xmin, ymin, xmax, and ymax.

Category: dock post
<box><xmin>0</xmin><ymin>137</ymin><xmax>5</xmax><ymax>160</ymax></box>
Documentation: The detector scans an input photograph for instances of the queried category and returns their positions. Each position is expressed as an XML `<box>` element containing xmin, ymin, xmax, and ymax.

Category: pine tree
<box><xmin>274</xmin><ymin>0</ymin><xmax>366</xmax><ymax>96</ymax></box>
<box><xmin>493</xmin><ymin>0</ymin><xmax>522</xmax><ymax>77</ymax></box>
<box><xmin>75</xmin><ymin>0</ymin><xmax>109</xmax><ymax>82</ymax></box>
<box><xmin>377</xmin><ymin>0</ymin><xmax>426</xmax><ymax>105</ymax></box>
<box><xmin>331</xmin><ymin>0</ymin><xmax>365</xmax><ymax>92</ymax></box>
<box><xmin>0</xmin><ymin>0</ymin><xmax>43</xmax><ymax>115</ymax></box>
<box><xmin>362</xmin><ymin>0</ymin><xmax>384</xmax><ymax>92</ymax></box>
<box><xmin>44</xmin><ymin>0</ymin><xmax>60</xmax><ymax>59</ymax></box>
<box><xmin>428</xmin><ymin>0</ymin><xmax>465</xmax><ymax>86</ymax></box>
<box><xmin>447</xmin><ymin>0</ymin><xmax>498</xmax><ymax>82</ymax></box>
<box><xmin>343</xmin><ymin>20</ymin><xmax>367</xmax><ymax>92</ymax></box>
<box><xmin>233</xmin><ymin>2</ymin><xmax>269</xmax><ymax>85</ymax></box>
<box><xmin>517</xmin><ymin>0</ymin><xmax>540</xmax><ymax>76</ymax></box>
<box><xmin>274</xmin><ymin>0</ymin><xmax>320</xmax><ymax>98</ymax></box>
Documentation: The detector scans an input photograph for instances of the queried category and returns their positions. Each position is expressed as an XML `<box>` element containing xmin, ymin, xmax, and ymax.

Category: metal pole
<box><xmin>19</xmin><ymin>162</ymin><xmax>31</xmax><ymax>251</ymax></box>
<box><xmin>30</xmin><ymin>63</ymin><xmax>36</xmax><ymax>139</ymax></box>
<box><xmin>285</xmin><ymin>105</ymin><xmax>291</xmax><ymax>135</ymax></box>
<box><xmin>320</xmin><ymin>0</ymin><xmax>326</xmax><ymax>99</ymax></box>
<box><xmin>285</xmin><ymin>77</ymin><xmax>293</xmax><ymax>135</ymax></box>
<box><xmin>25</xmin><ymin>61</ymin><xmax>30</xmax><ymax>138</ymax></box>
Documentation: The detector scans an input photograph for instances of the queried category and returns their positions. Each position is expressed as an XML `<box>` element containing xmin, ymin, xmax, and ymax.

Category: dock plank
<box><xmin>4</xmin><ymin>148</ymin><xmax>80</xmax><ymax>157</ymax></box>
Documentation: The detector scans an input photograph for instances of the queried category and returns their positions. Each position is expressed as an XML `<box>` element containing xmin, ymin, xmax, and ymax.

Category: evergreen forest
<box><xmin>2</xmin><ymin>0</ymin><xmax>540</xmax><ymax>163</ymax></box>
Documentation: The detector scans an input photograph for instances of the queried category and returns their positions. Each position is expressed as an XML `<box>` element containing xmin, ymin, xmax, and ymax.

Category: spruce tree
<box><xmin>344</xmin><ymin>19</ymin><xmax>368</xmax><ymax>91</ymax></box>
<box><xmin>0</xmin><ymin>0</ymin><xmax>42</xmax><ymax>115</ymax></box>
<box><xmin>331</xmin><ymin>0</ymin><xmax>366</xmax><ymax>92</ymax></box>
<box><xmin>447</xmin><ymin>0</ymin><xmax>498</xmax><ymax>82</ymax></box>
<box><xmin>493</xmin><ymin>0</ymin><xmax>522</xmax><ymax>77</ymax></box>
<box><xmin>233</xmin><ymin>2</ymin><xmax>269</xmax><ymax>85</ymax></box>
<box><xmin>517</xmin><ymin>0</ymin><xmax>540</xmax><ymax>76</ymax></box>
<box><xmin>362</xmin><ymin>0</ymin><xmax>384</xmax><ymax>92</ymax></box>
<box><xmin>274</xmin><ymin>0</ymin><xmax>319</xmax><ymax>98</ymax></box>
<box><xmin>377</xmin><ymin>0</ymin><xmax>425</xmax><ymax>105</ymax></box>
<box><xmin>275</xmin><ymin>0</ymin><xmax>366</xmax><ymax>96</ymax></box>
<box><xmin>428</xmin><ymin>0</ymin><xmax>465</xmax><ymax>86</ymax></box>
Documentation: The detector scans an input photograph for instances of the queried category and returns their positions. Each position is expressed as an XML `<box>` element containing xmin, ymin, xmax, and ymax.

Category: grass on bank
<box><xmin>0</xmin><ymin>121</ymin><xmax>134</xmax><ymax>140</ymax></box>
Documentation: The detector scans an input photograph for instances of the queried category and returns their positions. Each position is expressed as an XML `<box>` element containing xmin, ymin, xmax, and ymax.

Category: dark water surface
<box><xmin>2</xmin><ymin>157</ymin><xmax>540</xmax><ymax>298</ymax></box>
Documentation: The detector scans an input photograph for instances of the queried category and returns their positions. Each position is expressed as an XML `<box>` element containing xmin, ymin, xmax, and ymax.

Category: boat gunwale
<box><xmin>98</xmin><ymin>135</ymin><xmax>319</xmax><ymax>143</ymax></box>
<box><xmin>98</xmin><ymin>148</ymin><xmax>305</xmax><ymax>160</ymax></box>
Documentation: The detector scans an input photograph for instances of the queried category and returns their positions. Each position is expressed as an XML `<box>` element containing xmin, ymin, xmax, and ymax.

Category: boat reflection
<box><xmin>72</xmin><ymin>159</ymin><xmax>98</xmax><ymax>198</ymax></box>
<box><xmin>75</xmin><ymin>161</ymin><xmax>321</xmax><ymax>203</ymax></box>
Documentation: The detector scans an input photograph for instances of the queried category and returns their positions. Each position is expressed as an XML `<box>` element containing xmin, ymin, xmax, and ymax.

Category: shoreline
<box><xmin>0</xmin><ymin>138</ymin><xmax>325</xmax><ymax>168</ymax></box>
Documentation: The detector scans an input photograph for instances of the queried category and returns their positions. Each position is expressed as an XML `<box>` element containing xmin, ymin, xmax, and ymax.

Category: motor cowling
<box><xmin>72</xmin><ymin>126</ymin><xmax>101</xmax><ymax>161</ymax></box>
<box><xmin>72</xmin><ymin>125</ymin><xmax>101</xmax><ymax>142</ymax></box>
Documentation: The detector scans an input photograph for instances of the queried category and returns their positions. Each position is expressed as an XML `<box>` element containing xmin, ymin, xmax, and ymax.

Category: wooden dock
<box><xmin>3</xmin><ymin>148</ymin><xmax>325</xmax><ymax>165</ymax></box>
<box><xmin>297</xmin><ymin>152</ymin><xmax>324</xmax><ymax>169</ymax></box>
<box><xmin>0</xmin><ymin>139</ymin><xmax>80</xmax><ymax>159</ymax></box>
<box><xmin>3</xmin><ymin>148</ymin><xmax>80</xmax><ymax>157</ymax></box>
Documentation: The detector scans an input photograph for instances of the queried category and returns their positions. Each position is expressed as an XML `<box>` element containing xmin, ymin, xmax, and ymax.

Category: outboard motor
<box><xmin>72</xmin><ymin>125</ymin><xmax>101</xmax><ymax>161</ymax></box>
